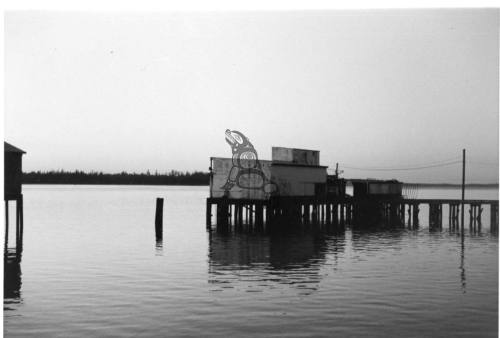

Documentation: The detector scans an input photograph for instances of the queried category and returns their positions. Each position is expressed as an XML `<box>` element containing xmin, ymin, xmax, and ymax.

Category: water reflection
<box><xmin>4</xmin><ymin>216</ymin><xmax>24</xmax><ymax>309</ymax></box>
<box><xmin>460</xmin><ymin>234</ymin><xmax>466</xmax><ymax>293</ymax></box>
<box><xmin>208</xmin><ymin>226</ymin><xmax>345</xmax><ymax>294</ymax></box>
<box><xmin>209</xmin><ymin>224</ymin><xmax>488</xmax><ymax>298</ymax></box>
<box><xmin>4</xmin><ymin>248</ymin><xmax>22</xmax><ymax>298</ymax></box>
<box><xmin>155</xmin><ymin>239</ymin><xmax>163</xmax><ymax>256</ymax></box>
<box><xmin>349</xmin><ymin>228</ymin><xmax>406</xmax><ymax>252</ymax></box>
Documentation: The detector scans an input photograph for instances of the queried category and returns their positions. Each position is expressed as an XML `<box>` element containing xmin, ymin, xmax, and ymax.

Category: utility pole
<box><xmin>461</xmin><ymin>149</ymin><xmax>466</xmax><ymax>231</ymax></box>
<box><xmin>335</xmin><ymin>163</ymin><xmax>339</xmax><ymax>179</ymax></box>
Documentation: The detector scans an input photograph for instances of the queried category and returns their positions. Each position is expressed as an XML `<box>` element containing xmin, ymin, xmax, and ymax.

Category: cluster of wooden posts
<box><xmin>206</xmin><ymin>197</ymin><xmax>499</xmax><ymax>232</ymax></box>
<box><xmin>207</xmin><ymin>197</ymin><xmax>354</xmax><ymax>230</ymax></box>
<box><xmin>405</xmin><ymin>199</ymin><xmax>499</xmax><ymax>233</ymax></box>
<box><xmin>379</xmin><ymin>202</ymin><xmax>420</xmax><ymax>229</ymax></box>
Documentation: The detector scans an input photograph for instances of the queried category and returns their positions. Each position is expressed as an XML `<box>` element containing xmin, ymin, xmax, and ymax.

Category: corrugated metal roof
<box><xmin>4</xmin><ymin>142</ymin><xmax>26</xmax><ymax>154</ymax></box>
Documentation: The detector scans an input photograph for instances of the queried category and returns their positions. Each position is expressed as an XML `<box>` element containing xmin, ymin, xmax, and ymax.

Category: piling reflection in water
<box><xmin>208</xmin><ymin>225</ymin><xmax>345</xmax><ymax>294</ymax></box>
<box><xmin>155</xmin><ymin>239</ymin><xmax>164</xmax><ymax>256</ymax></box>
<box><xmin>460</xmin><ymin>235</ymin><xmax>466</xmax><ymax>293</ymax></box>
<box><xmin>4</xmin><ymin>248</ymin><xmax>22</xmax><ymax>303</ymax></box>
<box><xmin>4</xmin><ymin>202</ymin><xmax>24</xmax><ymax>308</ymax></box>
<box><xmin>4</xmin><ymin>228</ymin><xmax>23</xmax><ymax>309</ymax></box>
<box><xmin>208</xmin><ymin>221</ymin><xmax>486</xmax><ymax>298</ymax></box>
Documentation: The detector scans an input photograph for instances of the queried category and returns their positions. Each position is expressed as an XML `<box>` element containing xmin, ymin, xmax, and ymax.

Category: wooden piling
<box><xmin>326</xmin><ymin>203</ymin><xmax>331</xmax><ymax>225</ymax></box>
<box><xmin>461</xmin><ymin>149</ymin><xmax>466</xmax><ymax>231</ymax></box>
<box><xmin>19</xmin><ymin>196</ymin><xmax>23</xmax><ymax>230</ymax></box>
<box><xmin>155</xmin><ymin>198</ymin><xmax>164</xmax><ymax>239</ymax></box>
<box><xmin>413</xmin><ymin>204</ymin><xmax>419</xmax><ymax>227</ymax></box>
<box><xmin>4</xmin><ymin>202</ymin><xmax>8</xmax><ymax>252</ymax></box>
<box><xmin>469</xmin><ymin>205</ymin><xmax>474</xmax><ymax>231</ymax></box>
<box><xmin>206</xmin><ymin>200</ymin><xmax>212</xmax><ymax>228</ymax></box>
<box><xmin>407</xmin><ymin>204</ymin><xmax>412</xmax><ymax>228</ymax></box>
<box><xmin>333</xmin><ymin>204</ymin><xmax>338</xmax><ymax>226</ymax></box>
<box><xmin>448</xmin><ymin>204</ymin><xmax>453</xmax><ymax>230</ymax></box>
<box><xmin>491</xmin><ymin>203</ymin><xmax>498</xmax><ymax>232</ymax></box>
<box><xmin>255</xmin><ymin>203</ymin><xmax>263</xmax><ymax>227</ymax></box>
<box><xmin>428</xmin><ymin>203</ymin><xmax>442</xmax><ymax>229</ymax></box>
<box><xmin>16</xmin><ymin>200</ymin><xmax>20</xmax><ymax>237</ymax></box>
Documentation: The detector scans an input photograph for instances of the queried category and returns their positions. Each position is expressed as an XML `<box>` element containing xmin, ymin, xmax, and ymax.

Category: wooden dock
<box><xmin>206</xmin><ymin>196</ymin><xmax>499</xmax><ymax>232</ymax></box>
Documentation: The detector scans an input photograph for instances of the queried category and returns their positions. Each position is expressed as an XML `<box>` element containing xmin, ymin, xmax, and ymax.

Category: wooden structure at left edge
<box><xmin>4</xmin><ymin>142</ymin><xmax>25</xmax><ymax>246</ymax></box>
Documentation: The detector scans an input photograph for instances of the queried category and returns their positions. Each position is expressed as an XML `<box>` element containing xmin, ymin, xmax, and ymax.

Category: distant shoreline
<box><xmin>21</xmin><ymin>170</ymin><xmax>498</xmax><ymax>187</ymax></box>
<box><xmin>405</xmin><ymin>183</ymin><xmax>499</xmax><ymax>188</ymax></box>
<box><xmin>23</xmin><ymin>182</ymin><xmax>209</xmax><ymax>186</ymax></box>
<box><xmin>22</xmin><ymin>183</ymin><xmax>498</xmax><ymax>188</ymax></box>
<box><xmin>22</xmin><ymin>170</ymin><xmax>210</xmax><ymax>186</ymax></box>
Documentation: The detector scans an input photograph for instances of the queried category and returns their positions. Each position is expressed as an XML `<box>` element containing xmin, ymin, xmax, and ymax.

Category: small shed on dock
<box><xmin>327</xmin><ymin>175</ymin><xmax>346</xmax><ymax>197</ymax></box>
<box><xmin>350</xmin><ymin>179</ymin><xmax>402</xmax><ymax>199</ymax></box>
<box><xmin>4</xmin><ymin>142</ymin><xmax>26</xmax><ymax>200</ymax></box>
<box><xmin>270</xmin><ymin>147</ymin><xmax>327</xmax><ymax>197</ymax></box>
<box><xmin>272</xmin><ymin>147</ymin><xmax>320</xmax><ymax>166</ymax></box>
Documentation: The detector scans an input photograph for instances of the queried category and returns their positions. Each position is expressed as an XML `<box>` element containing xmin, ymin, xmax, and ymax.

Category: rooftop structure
<box><xmin>4</xmin><ymin>142</ymin><xmax>26</xmax><ymax>200</ymax></box>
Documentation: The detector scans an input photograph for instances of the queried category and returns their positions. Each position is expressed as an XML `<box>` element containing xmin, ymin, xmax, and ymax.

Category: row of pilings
<box><xmin>206</xmin><ymin>197</ymin><xmax>499</xmax><ymax>233</ymax></box>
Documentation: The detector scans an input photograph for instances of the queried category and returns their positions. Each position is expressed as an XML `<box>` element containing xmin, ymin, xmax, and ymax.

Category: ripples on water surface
<box><xmin>4</xmin><ymin>185</ymin><xmax>498</xmax><ymax>337</ymax></box>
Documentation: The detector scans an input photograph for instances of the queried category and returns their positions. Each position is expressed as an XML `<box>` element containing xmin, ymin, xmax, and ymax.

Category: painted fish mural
<box><xmin>221</xmin><ymin>129</ymin><xmax>278</xmax><ymax>196</ymax></box>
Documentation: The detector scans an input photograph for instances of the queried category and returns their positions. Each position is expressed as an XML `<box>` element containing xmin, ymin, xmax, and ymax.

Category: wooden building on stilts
<box><xmin>4</xmin><ymin>142</ymin><xmax>25</xmax><ymax>251</ymax></box>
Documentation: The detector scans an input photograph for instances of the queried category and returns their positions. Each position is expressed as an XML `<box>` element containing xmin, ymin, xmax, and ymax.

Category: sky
<box><xmin>4</xmin><ymin>9</ymin><xmax>499</xmax><ymax>183</ymax></box>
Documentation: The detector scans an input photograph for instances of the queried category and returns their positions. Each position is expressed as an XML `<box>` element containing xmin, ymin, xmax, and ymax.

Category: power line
<box><xmin>468</xmin><ymin>161</ymin><xmax>499</xmax><ymax>167</ymax></box>
<box><xmin>342</xmin><ymin>160</ymin><xmax>462</xmax><ymax>171</ymax></box>
<box><xmin>341</xmin><ymin>156</ymin><xmax>461</xmax><ymax>170</ymax></box>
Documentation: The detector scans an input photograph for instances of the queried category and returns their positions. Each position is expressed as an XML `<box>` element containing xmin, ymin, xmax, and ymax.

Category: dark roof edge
<box><xmin>348</xmin><ymin>179</ymin><xmax>401</xmax><ymax>183</ymax></box>
<box><xmin>4</xmin><ymin>142</ymin><xmax>26</xmax><ymax>154</ymax></box>
<box><xmin>272</xmin><ymin>146</ymin><xmax>320</xmax><ymax>153</ymax></box>
<box><xmin>271</xmin><ymin>162</ymin><xmax>327</xmax><ymax>169</ymax></box>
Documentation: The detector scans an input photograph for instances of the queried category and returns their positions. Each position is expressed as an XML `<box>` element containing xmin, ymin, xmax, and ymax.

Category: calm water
<box><xmin>4</xmin><ymin>185</ymin><xmax>499</xmax><ymax>337</ymax></box>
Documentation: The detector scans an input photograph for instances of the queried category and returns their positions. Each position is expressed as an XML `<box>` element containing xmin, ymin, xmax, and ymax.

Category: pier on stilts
<box><xmin>206</xmin><ymin>197</ymin><xmax>499</xmax><ymax>233</ymax></box>
<box><xmin>4</xmin><ymin>142</ymin><xmax>26</xmax><ymax>257</ymax></box>
<box><xmin>4</xmin><ymin>192</ymin><xmax>24</xmax><ymax>300</ymax></box>
<box><xmin>5</xmin><ymin>194</ymin><xmax>24</xmax><ymax>256</ymax></box>
<box><xmin>206</xmin><ymin>146</ymin><xmax>498</xmax><ymax>233</ymax></box>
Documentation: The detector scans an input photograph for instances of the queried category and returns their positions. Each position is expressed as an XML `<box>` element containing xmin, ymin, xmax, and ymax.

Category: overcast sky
<box><xmin>5</xmin><ymin>9</ymin><xmax>499</xmax><ymax>183</ymax></box>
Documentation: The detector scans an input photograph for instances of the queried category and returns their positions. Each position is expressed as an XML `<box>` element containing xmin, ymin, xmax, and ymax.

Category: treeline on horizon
<box><xmin>406</xmin><ymin>182</ymin><xmax>499</xmax><ymax>188</ymax></box>
<box><xmin>21</xmin><ymin>170</ymin><xmax>498</xmax><ymax>187</ymax></box>
<box><xmin>23</xmin><ymin>170</ymin><xmax>210</xmax><ymax>185</ymax></box>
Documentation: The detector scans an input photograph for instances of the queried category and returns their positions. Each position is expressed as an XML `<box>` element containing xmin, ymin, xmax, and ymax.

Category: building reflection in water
<box><xmin>4</xmin><ymin>242</ymin><xmax>23</xmax><ymax>307</ymax></box>
<box><xmin>208</xmin><ymin>225</ymin><xmax>345</xmax><ymax>295</ymax></box>
<box><xmin>349</xmin><ymin>227</ymin><xmax>406</xmax><ymax>252</ymax></box>
<box><xmin>209</xmin><ymin>222</ymin><xmax>473</xmax><ymax>295</ymax></box>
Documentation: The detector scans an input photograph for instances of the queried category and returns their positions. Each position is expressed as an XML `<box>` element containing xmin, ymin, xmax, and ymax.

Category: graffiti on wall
<box><xmin>221</xmin><ymin>129</ymin><xmax>278</xmax><ymax>196</ymax></box>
